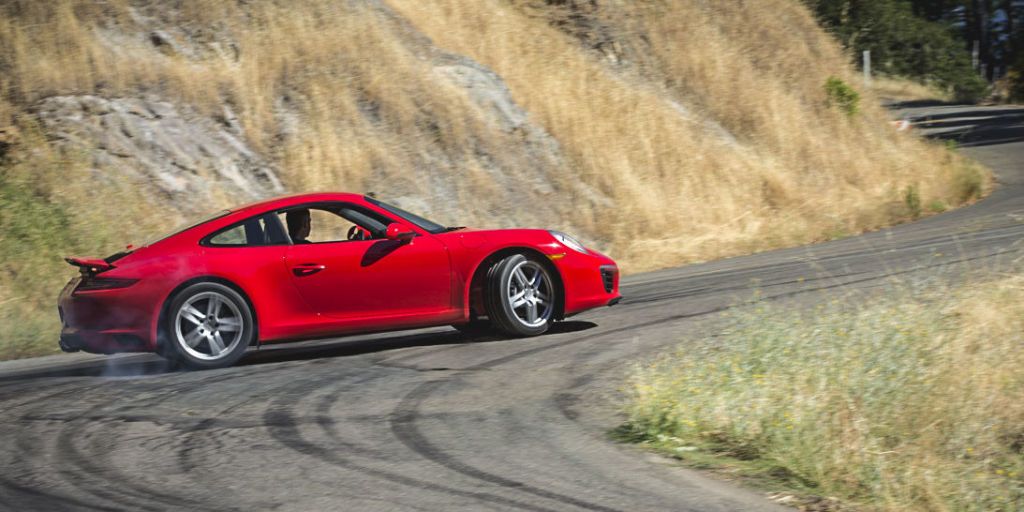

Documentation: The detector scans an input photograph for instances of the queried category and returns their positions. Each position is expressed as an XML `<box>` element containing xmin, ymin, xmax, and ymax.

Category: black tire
<box><xmin>484</xmin><ymin>254</ymin><xmax>556</xmax><ymax>337</ymax></box>
<box><xmin>162</xmin><ymin>282</ymin><xmax>254</xmax><ymax>370</ymax></box>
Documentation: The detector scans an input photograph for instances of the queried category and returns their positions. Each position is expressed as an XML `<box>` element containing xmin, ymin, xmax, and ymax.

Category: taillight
<box><xmin>74</xmin><ymin>278</ymin><xmax>139</xmax><ymax>292</ymax></box>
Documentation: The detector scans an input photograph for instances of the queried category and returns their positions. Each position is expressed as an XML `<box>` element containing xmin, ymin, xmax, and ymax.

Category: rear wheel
<box><xmin>484</xmin><ymin>254</ymin><xmax>556</xmax><ymax>337</ymax></box>
<box><xmin>163</xmin><ymin>282</ymin><xmax>253</xmax><ymax>369</ymax></box>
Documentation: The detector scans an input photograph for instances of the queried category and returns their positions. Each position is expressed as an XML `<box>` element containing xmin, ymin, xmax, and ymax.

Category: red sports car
<box><xmin>58</xmin><ymin>193</ymin><xmax>621</xmax><ymax>369</ymax></box>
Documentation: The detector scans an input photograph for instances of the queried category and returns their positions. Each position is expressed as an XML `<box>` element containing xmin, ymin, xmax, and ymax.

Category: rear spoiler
<box><xmin>65</xmin><ymin>257</ymin><xmax>114</xmax><ymax>276</ymax></box>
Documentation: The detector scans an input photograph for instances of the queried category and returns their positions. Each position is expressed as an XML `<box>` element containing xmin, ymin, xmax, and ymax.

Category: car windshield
<box><xmin>365</xmin><ymin>196</ymin><xmax>446</xmax><ymax>234</ymax></box>
<box><xmin>141</xmin><ymin>209</ymin><xmax>231</xmax><ymax>247</ymax></box>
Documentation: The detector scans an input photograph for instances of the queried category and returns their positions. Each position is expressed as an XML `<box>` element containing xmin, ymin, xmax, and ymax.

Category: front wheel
<box><xmin>484</xmin><ymin>254</ymin><xmax>557</xmax><ymax>337</ymax></box>
<box><xmin>163</xmin><ymin>282</ymin><xmax>254</xmax><ymax>369</ymax></box>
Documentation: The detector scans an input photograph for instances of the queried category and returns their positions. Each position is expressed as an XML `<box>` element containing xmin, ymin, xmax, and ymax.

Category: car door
<box><xmin>201</xmin><ymin>212</ymin><xmax>302</xmax><ymax>329</ymax></box>
<box><xmin>282</xmin><ymin>203</ymin><xmax>454</xmax><ymax>321</ymax></box>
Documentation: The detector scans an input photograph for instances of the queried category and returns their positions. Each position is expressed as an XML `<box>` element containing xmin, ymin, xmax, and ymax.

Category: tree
<box><xmin>805</xmin><ymin>0</ymin><xmax>989</xmax><ymax>101</ymax></box>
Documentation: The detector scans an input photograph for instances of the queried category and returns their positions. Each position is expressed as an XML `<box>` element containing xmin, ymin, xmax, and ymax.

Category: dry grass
<box><xmin>386</xmin><ymin>0</ymin><xmax>989</xmax><ymax>268</ymax></box>
<box><xmin>0</xmin><ymin>0</ymin><xmax>993</xmax><ymax>358</ymax></box>
<box><xmin>622</xmin><ymin>276</ymin><xmax>1024</xmax><ymax>510</ymax></box>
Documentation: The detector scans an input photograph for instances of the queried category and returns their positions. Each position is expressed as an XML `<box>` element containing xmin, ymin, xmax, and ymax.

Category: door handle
<box><xmin>292</xmin><ymin>263</ymin><xmax>326</xmax><ymax>277</ymax></box>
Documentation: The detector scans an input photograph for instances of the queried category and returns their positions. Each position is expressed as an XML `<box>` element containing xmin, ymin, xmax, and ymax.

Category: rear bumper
<box><xmin>59</xmin><ymin>328</ymin><xmax>149</xmax><ymax>354</ymax></box>
<box><xmin>57</xmin><ymin>277</ymin><xmax>158</xmax><ymax>354</ymax></box>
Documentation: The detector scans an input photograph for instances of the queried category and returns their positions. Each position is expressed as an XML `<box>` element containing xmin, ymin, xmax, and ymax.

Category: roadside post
<box><xmin>863</xmin><ymin>50</ymin><xmax>871</xmax><ymax>86</ymax></box>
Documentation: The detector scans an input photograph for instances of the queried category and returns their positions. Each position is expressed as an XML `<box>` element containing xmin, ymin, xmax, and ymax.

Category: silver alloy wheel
<box><xmin>506</xmin><ymin>260</ymin><xmax>554</xmax><ymax>328</ymax></box>
<box><xmin>174</xmin><ymin>291</ymin><xmax>245</xmax><ymax>361</ymax></box>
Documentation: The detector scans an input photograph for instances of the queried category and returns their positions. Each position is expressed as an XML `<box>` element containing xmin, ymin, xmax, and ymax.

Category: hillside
<box><xmin>0</xmin><ymin>0</ymin><xmax>988</xmax><ymax>358</ymax></box>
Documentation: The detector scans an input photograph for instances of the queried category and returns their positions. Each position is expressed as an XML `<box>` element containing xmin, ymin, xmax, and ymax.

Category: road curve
<box><xmin>1</xmin><ymin>104</ymin><xmax>1022</xmax><ymax>511</ymax></box>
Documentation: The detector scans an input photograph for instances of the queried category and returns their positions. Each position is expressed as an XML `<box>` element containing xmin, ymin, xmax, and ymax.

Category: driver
<box><xmin>286</xmin><ymin>209</ymin><xmax>312</xmax><ymax>244</ymax></box>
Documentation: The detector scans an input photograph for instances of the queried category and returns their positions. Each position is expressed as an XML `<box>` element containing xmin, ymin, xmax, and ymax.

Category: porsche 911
<box><xmin>58</xmin><ymin>193</ymin><xmax>621</xmax><ymax>369</ymax></box>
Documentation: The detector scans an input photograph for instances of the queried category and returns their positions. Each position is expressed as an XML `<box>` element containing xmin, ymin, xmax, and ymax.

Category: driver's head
<box><xmin>286</xmin><ymin>208</ymin><xmax>311</xmax><ymax>241</ymax></box>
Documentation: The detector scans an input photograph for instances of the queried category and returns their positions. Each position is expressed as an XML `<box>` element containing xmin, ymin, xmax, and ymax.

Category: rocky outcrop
<box><xmin>36</xmin><ymin>96</ymin><xmax>284</xmax><ymax>208</ymax></box>
<box><xmin>31</xmin><ymin>0</ymin><xmax>610</xmax><ymax>237</ymax></box>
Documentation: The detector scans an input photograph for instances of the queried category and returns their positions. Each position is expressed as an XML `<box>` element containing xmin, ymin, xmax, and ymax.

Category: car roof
<box><xmin>230</xmin><ymin>192</ymin><xmax>368</xmax><ymax>215</ymax></box>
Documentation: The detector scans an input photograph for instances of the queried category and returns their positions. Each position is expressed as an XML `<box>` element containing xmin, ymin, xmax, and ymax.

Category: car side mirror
<box><xmin>385</xmin><ymin>223</ymin><xmax>416</xmax><ymax>242</ymax></box>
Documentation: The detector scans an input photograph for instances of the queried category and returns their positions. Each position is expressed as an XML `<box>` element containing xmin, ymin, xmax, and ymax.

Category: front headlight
<box><xmin>549</xmin><ymin>230</ymin><xmax>589</xmax><ymax>254</ymax></box>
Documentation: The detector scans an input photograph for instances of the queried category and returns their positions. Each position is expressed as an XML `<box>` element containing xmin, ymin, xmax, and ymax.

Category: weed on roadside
<box><xmin>903</xmin><ymin>184</ymin><xmax>922</xmax><ymax>218</ymax></box>
<box><xmin>621</xmin><ymin>276</ymin><xmax>1024</xmax><ymax>510</ymax></box>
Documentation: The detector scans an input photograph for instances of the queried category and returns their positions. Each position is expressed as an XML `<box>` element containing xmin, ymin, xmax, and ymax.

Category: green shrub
<box><xmin>950</xmin><ymin>72</ymin><xmax>990</xmax><ymax>104</ymax></box>
<box><xmin>903</xmin><ymin>184</ymin><xmax>921</xmax><ymax>218</ymax></box>
<box><xmin>824</xmin><ymin>77</ymin><xmax>859</xmax><ymax>116</ymax></box>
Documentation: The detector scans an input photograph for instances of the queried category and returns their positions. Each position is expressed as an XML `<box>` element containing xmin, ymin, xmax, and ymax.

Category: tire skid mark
<box><xmin>54</xmin><ymin>376</ymin><xmax>234</xmax><ymax>507</ymax></box>
<box><xmin>174</xmin><ymin>386</ymin><xmax>274</xmax><ymax>475</ymax></box>
<box><xmin>173</xmin><ymin>363</ymin><xmax>370</xmax><ymax>479</ymax></box>
<box><xmin>46</xmin><ymin>371</ymin><xmax>257</xmax><ymax>511</ymax></box>
<box><xmin>551</xmin><ymin>356</ymin><xmax>623</xmax><ymax>425</ymax></box>
<box><xmin>262</xmin><ymin>368</ymin><xmax>563</xmax><ymax>512</ymax></box>
<box><xmin>498</xmin><ymin>401</ymin><xmax>662</xmax><ymax>505</ymax></box>
<box><xmin>310</xmin><ymin>380</ymin><xmax>391</xmax><ymax>459</ymax></box>
<box><xmin>390</xmin><ymin>379</ymin><xmax>626</xmax><ymax>512</ymax></box>
<box><xmin>0</xmin><ymin>380</ymin><xmax>104</xmax><ymax>414</ymax></box>
<box><xmin>0</xmin><ymin>474</ymin><xmax>121</xmax><ymax>512</ymax></box>
<box><xmin>385</xmin><ymin>242</ymin><xmax>1024</xmax><ymax>511</ymax></box>
<box><xmin>384</xmin><ymin>301</ymin><xmax>773</xmax><ymax>510</ymax></box>
<box><xmin>175</xmin><ymin>417</ymin><xmax>222</xmax><ymax>474</ymax></box>
<box><xmin>0</xmin><ymin>381</ymin><xmax>119</xmax><ymax>511</ymax></box>
<box><xmin>545</xmin><ymin>339</ymin><xmax>756</xmax><ymax>503</ymax></box>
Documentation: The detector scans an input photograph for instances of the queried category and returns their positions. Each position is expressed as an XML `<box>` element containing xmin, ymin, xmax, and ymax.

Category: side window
<box><xmin>309</xmin><ymin>208</ymin><xmax>355</xmax><ymax>243</ymax></box>
<box><xmin>209</xmin><ymin>224</ymin><xmax>247</xmax><ymax>245</ymax></box>
<box><xmin>207</xmin><ymin>214</ymin><xmax>289</xmax><ymax>247</ymax></box>
<box><xmin>279</xmin><ymin>203</ymin><xmax>393</xmax><ymax>244</ymax></box>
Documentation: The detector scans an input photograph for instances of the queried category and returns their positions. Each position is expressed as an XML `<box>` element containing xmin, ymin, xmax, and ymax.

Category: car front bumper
<box><xmin>552</xmin><ymin>249</ymin><xmax>622</xmax><ymax>316</ymax></box>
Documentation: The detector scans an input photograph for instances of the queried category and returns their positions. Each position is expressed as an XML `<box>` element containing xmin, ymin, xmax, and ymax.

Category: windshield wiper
<box><xmin>445</xmin><ymin>226</ymin><xmax>466</xmax><ymax>232</ymax></box>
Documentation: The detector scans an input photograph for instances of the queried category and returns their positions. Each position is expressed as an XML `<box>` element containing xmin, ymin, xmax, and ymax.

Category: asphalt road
<box><xmin>1</xmin><ymin>103</ymin><xmax>1022</xmax><ymax>511</ymax></box>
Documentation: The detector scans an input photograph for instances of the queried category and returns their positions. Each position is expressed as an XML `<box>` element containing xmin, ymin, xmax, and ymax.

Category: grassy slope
<box><xmin>0</xmin><ymin>0</ymin><xmax>990</xmax><ymax>358</ymax></box>
<box><xmin>621</xmin><ymin>277</ymin><xmax>1024</xmax><ymax>510</ymax></box>
<box><xmin>386</xmin><ymin>0</ymin><xmax>988</xmax><ymax>267</ymax></box>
